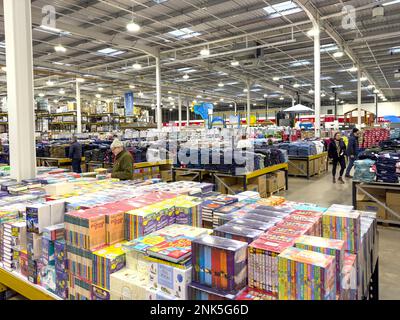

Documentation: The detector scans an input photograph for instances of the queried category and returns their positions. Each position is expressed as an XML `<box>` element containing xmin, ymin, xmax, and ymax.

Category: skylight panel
<box><xmin>263</xmin><ymin>1</ymin><xmax>302</xmax><ymax>18</ymax></box>
<box><xmin>290</xmin><ymin>60</ymin><xmax>310</xmax><ymax>67</ymax></box>
<box><xmin>168</xmin><ymin>28</ymin><xmax>201</xmax><ymax>40</ymax></box>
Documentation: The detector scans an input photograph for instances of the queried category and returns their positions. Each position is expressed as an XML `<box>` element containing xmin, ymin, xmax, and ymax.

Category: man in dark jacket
<box><xmin>69</xmin><ymin>136</ymin><xmax>82</xmax><ymax>173</ymax></box>
<box><xmin>345</xmin><ymin>128</ymin><xmax>360</xmax><ymax>178</ymax></box>
<box><xmin>106</xmin><ymin>139</ymin><xmax>133</xmax><ymax>180</ymax></box>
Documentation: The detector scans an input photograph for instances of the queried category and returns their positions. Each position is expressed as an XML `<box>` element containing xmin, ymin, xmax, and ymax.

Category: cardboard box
<box><xmin>247</xmin><ymin>184</ymin><xmax>259</xmax><ymax>193</ymax></box>
<box><xmin>274</xmin><ymin>171</ymin><xmax>286</xmax><ymax>189</ymax></box>
<box><xmin>110</xmin><ymin>268</ymin><xmax>150</xmax><ymax>300</ymax></box>
<box><xmin>386</xmin><ymin>191</ymin><xmax>400</xmax><ymax>206</ymax></box>
<box><xmin>249</xmin><ymin>175</ymin><xmax>267</xmax><ymax>195</ymax></box>
<box><xmin>357</xmin><ymin>201</ymin><xmax>386</xmax><ymax>220</ymax></box>
<box><xmin>288</xmin><ymin>160</ymin><xmax>307</xmax><ymax>176</ymax></box>
<box><xmin>160</xmin><ymin>170</ymin><xmax>172</xmax><ymax>182</ymax></box>
<box><xmin>265</xmin><ymin>174</ymin><xmax>278</xmax><ymax>193</ymax></box>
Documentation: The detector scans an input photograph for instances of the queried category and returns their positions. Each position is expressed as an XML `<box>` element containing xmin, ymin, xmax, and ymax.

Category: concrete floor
<box><xmin>281</xmin><ymin>170</ymin><xmax>400</xmax><ymax>300</ymax></box>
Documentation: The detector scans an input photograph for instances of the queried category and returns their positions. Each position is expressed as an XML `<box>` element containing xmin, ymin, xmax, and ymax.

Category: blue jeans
<box><xmin>346</xmin><ymin>156</ymin><xmax>355</xmax><ymax>176</ymax></box>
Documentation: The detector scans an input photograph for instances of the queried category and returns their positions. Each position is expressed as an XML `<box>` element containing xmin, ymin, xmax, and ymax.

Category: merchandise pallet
<box><xmin>0</xmin><ymin>266</ymin><xmax>60</xmax><ymax>300</ymax></box>
<box><xmin>172</xmin><ymin>163</ymin><xmax>289</xmax><ymax>193</ymax></box>
<box><xmin>352</xmin><ymin>181</ymin><xmax>400</xmax><ymax>225</ymax></box>
<box><xmin>288</xmin><ymin>152</ymin><xmax>329</xmax><ymax>179</ymax></box>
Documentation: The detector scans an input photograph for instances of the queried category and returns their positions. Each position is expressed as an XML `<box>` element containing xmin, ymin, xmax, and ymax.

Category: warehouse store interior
<box><xmin>0</xmin><ymin>0</ymin><xmax>400</xmax><ymax>302</ymax></box>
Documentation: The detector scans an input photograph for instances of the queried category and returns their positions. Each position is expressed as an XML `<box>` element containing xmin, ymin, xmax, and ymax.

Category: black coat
<box><xmin>69</xmin><ymin>142</ymin><xmax>82</xmax><ymax>160</ymax></box>
<box><xmin>347</xmin><ymin>134</ymin><xmax>359</xmax><ymax>157</ymax></box>
<box><xmin>328</xmin><ymin>138</ymin><xmax>346</xmax><ymax>160</ymax></box>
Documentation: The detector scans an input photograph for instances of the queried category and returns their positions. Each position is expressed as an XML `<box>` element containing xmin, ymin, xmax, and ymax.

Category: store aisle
<box><xmin>282</xmin><ymin>172</ymin><xmax>400</xmax><ymax>300</ymax></box>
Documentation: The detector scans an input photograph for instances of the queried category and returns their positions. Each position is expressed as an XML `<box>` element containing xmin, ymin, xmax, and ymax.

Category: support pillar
<box><xmin>313</xmin><ymin>23</ymin><xmax>321</xmax><ymax>138</ymax></box>
<box><xmin>76</xmin><ymin>79</ymin><xmax>82</xmax><ymax>133</ymax></box>
<box><xmin>357</xmin><ymin>69</ymin><xmax>362</xmax><ymax>127</ymax></box>
<box><xmin>186</xmin><ymin>98</ymin><xmax>190</xmax><ymax>126</ymax></box>
<box><xmin>5</xmin><ymin>0</ymin><xmax>36</xmax><ymax>181</ymax></box>
<box><xmin>156</xmin><ymin>56</ymin><xmax>162</xmax><ymax>130</ymax></box>
<box><xmin>246</xmin><ymin>82</ymin><xmax>251</xmax><ymax>129</ymax></box>
<box><xmin>178</xmin><ymin>93</ymin><xmax>182</xmax><ymax>129</ymax></box>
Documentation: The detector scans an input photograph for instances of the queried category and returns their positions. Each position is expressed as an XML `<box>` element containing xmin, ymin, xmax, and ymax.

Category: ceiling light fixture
<box><xmin>308</xmin><ymin>89</ymin><xmax>314</xmax><ymax>94</ymax></box>
<box><xmin>54</xmin><ymin>44</ymin><xmax>67</xmax><ymax>53</ymax></box>
<box><xmin>95</xmin><ymin>94</ymin><xmax>101</xmax><ymax>98</ymax></box>
<box><xmin>53</xmin><ymin>99</ymin><xmax>59</xmax><ymax>103</ymax></box>
<box><xmin>231</xmin><ymin>60</ymin><xmax>240</xmax><ymax>67</ymax></box>
<box><xmin>183</xmin><ymin>73</ymin><xmax>189</xmax><ymax>80</ymax></box>
<box><xmin>333</xmin><ymin>51</ymin><xmax>344</xmax><ymax>58</ymax></box>
<box><xmin>126</xmin><ymin>21</ymin><xmax>141</xmax><ymax>32</ymax></box>
<box><xmin>98</xmin><ymin>87</ymin><xmax>104</xmax><ymax>92</ymax></box>
<box><xmin>293</xmin><ymin>83</ymin><xmax>300</xmax><ymax>88</ymax></box>
<box><xmin>129</xmin><ymin>84</ymin><xmax>136</xmax><ymax>89</ymax></box>
<box><xmin>220</xmin><ymin>98</ymin><xmax>224</xmax><ymax>102</ymax></box>
<box><xmin>229</xmin><ymin>104</ymin><xmax>233</xmax><ymax>107</ymax></box>
<box><xmin>218</xmin><ymin>82</ymin><xmax>224</xmax><ymax>87</ymax></box>
<box><xmin>373</xmin><ymin>89</ymin><xmax>380</xmax><ymax>94</ymax></box>
<box><xmin>264</xmin><ymin>94</ymin><xmax>268</xmax><ymax>98</ymax></box>
<box><xmin>272</xmin><ymin>76</ymin><xmax>280</xmax><ymax>81</ymax></box>
<box><xmin>321</xmin><ymin>93</ymin><xmax>326</xmax><ymax>97</ymax></box>
<box><xmin>200</xmin><ymin>47</ymin><xmax>210</xmax><ymax>56</ymax></box>
<box><xmin>367</xmin><ymin>84</ymin><xmax>374</xmax><ymax>90</ymax></box>
<box><xmin>348</xmin><ymin>66</ymin><xmax>358</xmax><ymax>72</ymax></box>
<box><xmin>329</xmin><ymin>96</ymin><xmax>334</xmax><ymax>100</ymax></box>
<box><xmin>360</xmin><ymin>76</ymin><xmax>368</xmax><ymax>82</ymax></box>
<box><xmin>76</xmin><ymin>77</ymin><xmax>85</xmax><ymax>83</ymax></box>
<box><xmin>59</xmin><ymin>89</ymin><xmax>65</xmax><ymax>95</ymax></box>
<box><xmin>307</xmin><ymin>28</ymin><xmax>319</xmax><ymax>37</ymax></box>
<box><xmin>46</xmin><ymin>80</ymin><xmax>54</xmax><ymax>86</ymax></box>
<box><xmin>132</xmin><ymin>62</ymin><xmax>142</xmax><ymax>70</ymax></box>
<box><xmin>38</xmin><ymin>93</ymin><xmax>45</xmax><ymax>98</ymax></box>
<box><xmin>243</xmin><ymin>88</ymin><xmax>249</xmax><ymax>93</ymax></box>
<box><xmin>279</xmin><ymin>96</ymin><xmax>284</xmax><ymax>100</ymax></box>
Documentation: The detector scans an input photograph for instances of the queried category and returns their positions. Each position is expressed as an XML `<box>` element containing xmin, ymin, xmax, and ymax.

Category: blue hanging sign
<box><xmin>124</xmin><ymin>91</ymin><xmax>134</xmax><ymax>116</ymax></box>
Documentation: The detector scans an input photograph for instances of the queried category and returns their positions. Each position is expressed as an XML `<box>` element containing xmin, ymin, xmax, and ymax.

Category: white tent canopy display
<box><xmin>283</xmin><ymin>104</ymin><xmax>315</xmax><ymax>113</ymax></box>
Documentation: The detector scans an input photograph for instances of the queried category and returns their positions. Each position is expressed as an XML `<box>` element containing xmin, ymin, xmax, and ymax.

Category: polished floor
<box><xmin>282</xmin><ymin>170</ymin><xmax>400</xmax><ymax>300</ymax></box>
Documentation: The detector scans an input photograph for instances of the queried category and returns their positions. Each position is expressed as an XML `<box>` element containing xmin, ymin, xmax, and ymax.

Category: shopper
<box><xmin>107</xmin><ymin>139</ymin><xmax>133</xmax><ymax>180</ymax></box>
<box><xmin>328</xmin><ymin>132</ymin><xmax>347</xmax><ymax>184</ymax></box>
<box><xmin>69</xmin><ymin>136</ymin><xmax>82</xmax><ymax>173</ymax></box>
<box><xmin>345</xmin><ymin>128</ymin><xmax>360</xmax><ymax>178</ymax></box>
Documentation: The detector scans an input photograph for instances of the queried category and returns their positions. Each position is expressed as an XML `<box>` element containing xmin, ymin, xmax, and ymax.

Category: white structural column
<box><xmin>234</xmin><ymin>101</ymin><xmax>237</xmax><ymax>116</ymax></box>
<box><xmin>5</xmin><ymin>0</ymin><xmax>36</xmax><ymax>181</ymax></box>
<box><xmin>186</xmin><ymin>98</ymin><xmax>190</xmax><ymax>126</ymax></box>
<box><xmin>357</xmin><ymin>69</ymin><xmax>362</xmax><ymax>127</ymax></box>
<box><xmin>76</xmin><ymin>79</ymin><xmax>82</xmax><ymax>133</ymax></box>
<box><xmin>155</xmin><ymin>56</ymin><xmax>162</xmax><ymax>130</ymax></box>
<box><xmin>178</xmin><ymin>93</ymin><xmax>182</xmax><ymax>128</ymax></box>
<box><xmin>246</xmin><ymin>82</ymin><xmax>251</xmax><ymax>128</ymax></box>
<box><xmin>313</xmin><ymin>23</ymin><xmax>321</xmax><ymax>138</ymax></box>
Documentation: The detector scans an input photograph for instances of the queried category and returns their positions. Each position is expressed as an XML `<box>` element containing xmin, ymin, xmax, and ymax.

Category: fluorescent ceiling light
<box><xmin>98</xmin><ymin>87</ymin><xmax>104</xmax><ymax>92</ymax></box>
<box><xmin>338</xmin><ymin>91</ymin><xmax>352</xmax><ymax>95</ymax></box>
<box><xmin>360</xmin><ymin>76</ymin><xmax>368</xmax><ymax>81</ymax></box>
<box><xmin>272</xmin><ymin>76</ymin><xmax>280</xmax><ymax>81</ymax></box>
<box><xmin>226</xmin><ymin>81</ymin><xmax>239</xmax><ymax>85</ymax></box>
<box><xmin>214</xmin><ymin>88</ymin><xmax>225</xmax><ymax>92</ymax></box>
<box><xmin>38</xmin><ymin>25</ymin><xmax>70</xmax><ymax>36</ymax></box>
<box><xmin>300</xmin><ymin>83</ymin><xmax>311</xmax><ymax>87</ymax></box>
<box><xmin>38</xmin><ymin>93</ymin><xmax>45</xmax><ymax>97</ymax></box>
<box><xmin>348</xmin><ymin>66</ymin><xmax>358</xmax><ymax>72</ymax></box>
<box><xmin>229</xmin><ymin>104</ymin><xmax>233</xmax><ymax>107</ymax></box>
<box><xmin>264</xmin><ymin>94</ymin><xmax>268</xmax><ymax>98</ymax></box>
<box><xmin>218</xmin><ymin>82</ymin><xmax>224</xmax><ymax>87</ymax></box>
<box><xmin>95</xmin><ymin>94</ymin><xmax>101</xmax><ymax>98</ymax></box>
<box><xmin>329</xmin><ymin>96</ymin><xmax>334</xmax><ymax>100</ymax></box>
<box><xmin>290</xmin><ymin>60</ymin><xmax>310</xmax><ymax>67</ymax></box>
<box><xmin>177</xmin><ymin>67</ymin><xmax>197</xmax><ymax>73</ymax></box>
<box><xmin>279</xmin><ymin>96</ymin><xmax>284</xmax><ymax>100</ymax></box>
<box><xmin>321</xmin><ymin>76</ymin><xmax>332</xmax><ymax>80</ymax></box>
<box><xmin>231</xmin><ymin>60</ymin><xmax>240</xmax><ymax>67</ymax></box>
<box><xmin>293</xmin><ymin>83</ymin><xmax>300</xmax><ymax>88</ymax></box>
<box><xmin>383</xmin><ymin>0</ymin><xmax>400</xmax><ymax>6</ymax></box>
<box><xmin>129</xmin><ymin>84</ymin><xmax>136</xmax><ymax>89</ymax></box>
<box><xmin>182</xmin><ymin>73</ymin><xmax>189</xmax><ymax>80</ymax></box>
<box><xmin>97</xmin><ymin>47</ymin><xmax>125</xmax><ymax>56</ymax></box>
<box><xmin>46</xmin><ymin>80</ymin><xmax>54</xmax><ymax>86</ymax></box>
<box><xmin>153</xmin><ymin>0</ymin><xmax>168</xmax><ymax>4</ymax></box>
<box><xmin>308</xmin><ymin>89</ymin><xmax>314</xmax><ymax>94</ymax></box>
<box><xmin>367</xmin><ymin>84</ymin><xmax>374</xmax><ymax>89</ymax></box>
<box><xmin>243</xmin><ymin>88</ymin><xmax>249</xmax><ymax>93</ymax></box>
<box><xmin>219</xmin><ymin>98</ymin><xmax>224</xmax><ymax>102</ymax></box>
<box><xmin>168</xmin><ymin>28</ymin><xmax>201</xmax><ymax>40</ymax></box>
<box><xmin>321</xmin><ymin>93</ymin><xmax>326</xmax><ymax>97</ymax></box>
<box><xmin>251</xmin><ymin>88</ymin><xmax>262</xmax><ymax>92</ymax></box>
<box><xmin>330</xmin><ymin>85</ymin><xmax>343</xmax><ymax>88</ymax></box>
<box><xmin>320</xmin><ymin>43</ymin><xmax>338</xmax><ymax>53</ymax></box>
<box><xmin>390</xmin><ymin>46</ymin><xmax>400</xmax><ymax>54</ymax></box>
<box><xmin>263</xmin><ymin>1</ymin><xmax>302</xmax><ymax>18</ymax></box>
<box><xmin>76</xmin><ymin>77</ymin><xmax>85</xmax><ymax>83</ymax></box>
<box><xmin>281</xmin><ymin>75</ymin><xmax>294</xmax><ymax>79</ymax></box>
<box><xmin>59</xmin><ymin>89</ymin><xmax>65</xmax><ymax>94</ymax></box>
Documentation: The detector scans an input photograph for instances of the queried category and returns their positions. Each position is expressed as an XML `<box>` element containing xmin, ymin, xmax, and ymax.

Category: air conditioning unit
<box><xmin>372</xmin><ymin>5</ymin><xmax>384</xmax><ymax>18</ymax></box>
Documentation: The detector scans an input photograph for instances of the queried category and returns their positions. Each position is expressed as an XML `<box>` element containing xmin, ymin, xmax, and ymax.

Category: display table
<box><xmin>172</xmin><ymin>163</ymin><xmax>289</xmax><ymax>194</ymax></box>
<box><xmin>288</xmin><ymin>152</ymin><xmax>328</xmax><ymax>179</ymax></box>
<box><xmin>36</xmin><ymin>157</ymin><xmax>85</xmax><ymax>168</ymax></box>
<box><xmin>0</xmin><ymin>266</ymin><xmax>60</xmax><ymax>300</ymax></box>
<box><xmin>86</xmin><ymin>160</ymin><xmax>173</xmax><ymax>175</ymax></box>
<box><xmin>352</xmin><ymin>180</ymin><xmax>400</xmax><ymax>226</ymax></box>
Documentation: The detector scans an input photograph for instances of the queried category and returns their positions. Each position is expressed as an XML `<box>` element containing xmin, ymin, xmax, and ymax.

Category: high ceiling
<box><xmin>0</xmin><ymin>0</ymin><xmax>399</xmax><ymax>111</ymax></box>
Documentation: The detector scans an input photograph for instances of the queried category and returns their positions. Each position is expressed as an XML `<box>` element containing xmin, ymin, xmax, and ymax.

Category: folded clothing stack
<box><xmin>376</xmin><ymin>152</ymin><xmax>400</xmax><ymax>183</ymax></box>
<box><xmin>353</xmin><ymin>159</ymin><xmax>376</xmax><ymax>183</ymax></box>
<box><xmin>278</xmin><ymin>141</ymin><xmax>318</xmax><ymax>157</ymax></box>
<box><xmin>390</xmin><ymin>128</ymin><xmax>400</xmax><ymax>140</ymax></box>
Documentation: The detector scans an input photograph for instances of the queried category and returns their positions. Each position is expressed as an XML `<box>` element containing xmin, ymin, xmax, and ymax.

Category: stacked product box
<box><xmin>341</xmin><ymin>253</ymin><xmax>358</xmax><ymax>300</ymax></box>
<box><xmin>277</xmin><ymin>247</ymin><xmax>336</xmax><ymax>300</ymax></box>
<box><xmin>294</xmin><ymin>235</ymin><xmax>345</xmax><ymax>296</ymax></box>
<box><xmin>191</xmin><ymin>235</ymin><xmax>248</xmax><ymax>298</ymax></box>
<box><xmin>26</xmin><ymin>232</ymin><xmax>42</xmax><ymax>284</ymax></box>
<box><xmin>54</xmin><ymin>240</ymin><xmax>68</xmax><ymax>299</ymax></box>
<box><xmin>247</xmin><ymin>233</ymin><xmax>297</xmax><ymax>297</ymax></box>
<box><xmin>92</xmin><ymin>242</ymin><xmax>127</xmax><ymax>299</ymax></box>
<box><xmin>213</xmin><ymin>224</ymin><xmax>263</xmax><ymax>244</ymax></box>
<box><xmin>39</xmin><ymin>237</ymin><xmax>56</xmax><ymax>292</ymax></box>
